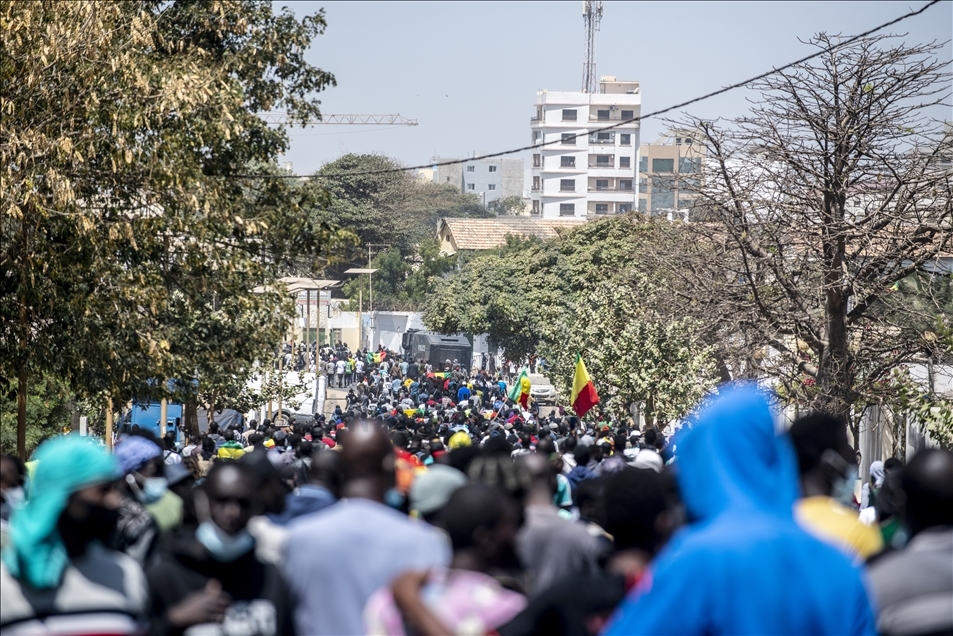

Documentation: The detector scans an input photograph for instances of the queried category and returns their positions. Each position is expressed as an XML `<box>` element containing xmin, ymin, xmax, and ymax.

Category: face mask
<box><xmin>196</xmin><ymin>520</ymin><xmax>255</xmax><ymax>562</ymax></box>
<box><xmin>137</xmin><ymin>476</ymin><xmax>169</xmax><ymax>505</ymax></box>
<box><xmin>832</xmin><ymin>465</ymin><xmax>858</xmax><ymax>508</ymax></box>
<box><xmin>3</xmin><ymin>486</ymin><xmax>25</xmax><ymax>510</ymax></box>
<box><xmin>58</xmin><ymin>500</ymin><xmax>120</xmax><ymax>556</ymax></box>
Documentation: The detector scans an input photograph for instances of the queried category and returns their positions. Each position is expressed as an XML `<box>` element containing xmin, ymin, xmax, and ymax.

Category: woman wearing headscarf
<box><xmin>0</xmin><ymin>436</ymin><xmax>148</xmax><ymax>634</ymax></box>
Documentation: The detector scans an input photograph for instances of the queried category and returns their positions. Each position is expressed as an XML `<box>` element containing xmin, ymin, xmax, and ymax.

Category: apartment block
<box><xmin>426</xmin><ymin>157</ymin><xmax>524</xmax><ymax>206</ymax></box>
<box><xmin>638</xmin><ymin>129</ymin><xmax>707</xmax><ymax>218</ymax></box>
<box><xmin>529</xmin><ymin>76</ymin><xmax>641</xmax><ymax>219</ymax></box>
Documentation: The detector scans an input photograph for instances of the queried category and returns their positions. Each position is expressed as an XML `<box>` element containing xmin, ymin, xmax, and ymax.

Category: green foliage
<box><xmin>340</xmin><ymin>239</ymin><xmax>458</xmax><ymax>312</ymax></box>
<box><xmin>312</xmin><ymin>154</ymin><xmax>490</xmax><ymax>264</ymax></box>
<box><xmin>425</xmin><ymin>216</ymin><xmax>719</xmax><ymax>422</ymax></box>
<box><xmin>487</xmin><ymin>196</ymin><xmax>526</xmax><ymax>216</ymax></box>
<box><xmin>0</xmin><ymin>1</ymin><xmax>351</xmax><ymax>453</ymax></box>
<box><xmin>0</xmin><ymin>376</ymin><xmax>74</xmax><ymax>456</ymax></box>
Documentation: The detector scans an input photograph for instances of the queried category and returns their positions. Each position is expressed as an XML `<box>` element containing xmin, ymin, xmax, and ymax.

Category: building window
<box><xmin>621</xmin><ymin>110</ymin><xmax>634</xmax><ymax>120</ymax></box>
<box><xmin>597</xmin><ymin>110</ymin><xmax>610</xmax><ymax>120</ymax></box>
<box><xmin>678</xmin><ymin>157</ymin><xmax>701</xmax><ymax>174</ymax></box>
<box><xmin>596</xmin><ymin>155</ymin><xmax>611</xmax><ymax>167</ymax></box>
<box><xmin>639</xmin><ymin>177</ymin><xmax>647</xmax><ymax>188</ymax></box>
<box><xmin>676</xmin><ymin>137</ymin><xmax>682</xmax><ymax>145</ymax></box>
<box><xmin>639</xmin><ymin>156</ymin><xmax>648</xmax><ymax>173</ymax></box>
<box><xmin>596</xmin><ymin>132</ymin><xmax>612</xmax><ymax>143</ymax></box>
<box><xmin>562</xmin><ymin>109</ymin><xmax>577</xmax><ymax>121</ymax></box>
<box><xmin>488</xmin><ymin>184</ymin><xmax>496</xmax><ymax>191</ymax></box>
<box><xmin>533</xmin><ymin>154</ymin><xmax>541</xmax><ymax>168</ymax></box>
<box><xmin>596</xmin><ymin>179</ymin><xmax>609</xmax><ymax>190</ymax></box>
<box><xmin>489</xmin><ymin>165</ymin><xmax>497</xmax><ymax>173</ymax></box>
<box><xmin>559</xmin><ymin>203</ymin><xmax>575</xmax><ymax>216</ymax></box>
<box><xmin>638</xmin><ymin>198</ymin><xmax>647</xmax><ymax>212</ymax></box>
<box><xmin>651</xmin><ymin>189</ymin><xmax>675</xmax><ymax>210</ymax></box>
<box><xmin>560</xmin><ymin>179</ymin><xmax>575</xmax><ymax>192</ymax></box>
<box><xmin>561</xmin><ymin>155</ymin><xmax>575</xmax><ymax>168</ymax></box>
<box><xmin>620</xmin><ymin>179</ymin><xmax>633</xmax><ymax>191</ymax></box>
<box><xmin>620</xmin><ymin>156</ymin><xmax>631</xmax><ymax>168</ymax></box>
<box><xmin>619</xmin><ymin>203</ymin><xmax>633</xmax><ymax>213</ymax></box>
<box><xmin>467</xmin><ymin>183</ymin><xmax>475</xmax><ymax>191</ymax></box>
<box><xmin>533</xmin><ymin>131</ymin><xmax>541</xmax><ymax>142</ymax></box>
<box><xmin>620</xmin><ymin>134</ymin><xmax>631</xmax><ymax>146</ymax></box>
<box><xmin>467</xmin><ymin>166</ymin><xmax>475</xmax><ymax>172</ymax></box>
<box><xmin>595</xmin><ymin>203</ymin><xmax>609</xmax><ymax>214</ymax></box>
<box><xmin>532</xmin><ymin>176</ymin><xmax>540</xmax><ymax>191</ymax></box>
<box><xmin>532</xmin><ymin>200</ymin><xmax>540</xmax><ymax>215</ymax></box>
<box><xmin>561</xmin><ymin>133</ymin><xmax>576</xmax><ymax>145</ymax></box>
<box><xmin>652</xmin><ymin>158</ymin><xmax>675</xmax><ymax>173</ymax></box>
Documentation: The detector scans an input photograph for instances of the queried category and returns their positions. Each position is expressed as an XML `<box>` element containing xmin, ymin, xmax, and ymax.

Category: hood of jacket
<box><xmin>676</xmin><ymin>383</ymin><xmax>799</xmax><ymax>523</ymax></box>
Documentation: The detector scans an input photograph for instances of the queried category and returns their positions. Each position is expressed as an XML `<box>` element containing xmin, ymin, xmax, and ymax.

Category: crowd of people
<box><xmin>0</xmin><ymin>356</ymin><xmax>951</xmax><ymax>636</ymax></box>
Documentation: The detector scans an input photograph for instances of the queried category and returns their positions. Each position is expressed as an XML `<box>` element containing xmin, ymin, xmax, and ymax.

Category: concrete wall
<box><xmin>365</xmin><ymin>311</ymin><xmax>426</xmax><ymax>353</ymax></box>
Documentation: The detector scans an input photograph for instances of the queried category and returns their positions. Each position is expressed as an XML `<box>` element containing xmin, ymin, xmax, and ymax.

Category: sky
<box><xmin>276</xmin><ymin>1</ymin><xmax>952</xmax><ymax>177</ymax></box>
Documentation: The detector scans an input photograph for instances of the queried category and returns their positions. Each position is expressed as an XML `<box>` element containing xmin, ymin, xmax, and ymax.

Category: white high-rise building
<box><xmin>529</xmin><ymin>76</ymin><xmax>641</xmax><ymax>218</ymax></box>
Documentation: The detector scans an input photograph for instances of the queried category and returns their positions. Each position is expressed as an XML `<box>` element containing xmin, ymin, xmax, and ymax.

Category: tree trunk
<box><xmin>17</xmin><ymin>363</ymin><xmax>27</xmax><ymax>460</ymax></box>
<box><xmin>70</xmin><ymin>399</ymin><xmax>81</xmax><ymax>432</ymax></box>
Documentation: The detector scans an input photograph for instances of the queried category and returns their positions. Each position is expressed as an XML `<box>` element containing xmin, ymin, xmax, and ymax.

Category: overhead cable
<box><xmin>234</xmin><ymin>0</ymin><xmax>942</xmax><ymax>181</ymax></box>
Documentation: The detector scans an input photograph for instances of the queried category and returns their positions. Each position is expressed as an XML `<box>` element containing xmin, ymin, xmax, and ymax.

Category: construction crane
<box><xmin>581</xmin><ymin>0</ymin><xmax>604</xmax><ymax>94</ymax></box>
<box><xmin>260</xmin><ymin>112</ymin><xmax>418</xmax><ymax>126</ymax></box>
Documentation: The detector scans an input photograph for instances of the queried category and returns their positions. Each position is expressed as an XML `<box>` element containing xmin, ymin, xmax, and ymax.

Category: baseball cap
<box><xmin>409</xmin><ymin>465</ymin><xmax>467</xmax><ymax>516</ymax></box>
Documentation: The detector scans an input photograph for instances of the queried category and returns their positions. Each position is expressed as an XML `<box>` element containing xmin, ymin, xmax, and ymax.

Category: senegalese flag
<box><xmin>571</xmin><ymin>354</ymin><xmax>599</xmax><ymax>418</ymax></box>
<box><xmin>508</xmin><ymin>369</ymin><xmax>531</xmax><ymax>408</ymax></box>
<box><xmin>428</xmin><ymin>371</ymin><xmax>450</xmax><ymax>380</ymax></box>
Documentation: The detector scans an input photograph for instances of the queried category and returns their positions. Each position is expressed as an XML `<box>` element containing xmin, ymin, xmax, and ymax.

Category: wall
<box><xmin>365</xmin><ymin>311</ymin><xmax>426</xmax><ymax>353</ymax></box>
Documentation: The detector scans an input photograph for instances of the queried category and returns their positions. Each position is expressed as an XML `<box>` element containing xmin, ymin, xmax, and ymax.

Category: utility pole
<box><xmin>581</xmin><ymin>0</ymin><xmax>604</xmax><ymax>94</ymax></box>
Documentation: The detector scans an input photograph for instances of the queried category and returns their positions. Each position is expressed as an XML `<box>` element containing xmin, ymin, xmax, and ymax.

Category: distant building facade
<box><xmin>424</xmin><ymin>157</ymin><xmax>523</xmax><ymax>206</ymax></box>
<box><xmin>529</xmin><ymin>76</ymin><xmax>641</xmax><ymax>219</ymax></box>
<box><xmin>638</xmin><ymin>129</ymin><xmax>707</xmax><ymax>218</ymax></box>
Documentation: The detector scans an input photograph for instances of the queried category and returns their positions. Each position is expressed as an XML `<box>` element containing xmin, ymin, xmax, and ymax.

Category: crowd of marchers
<box><xmin>0</xmin><ymin>364</ymin><xmax>951</xmax><ymax>636</ymax></box>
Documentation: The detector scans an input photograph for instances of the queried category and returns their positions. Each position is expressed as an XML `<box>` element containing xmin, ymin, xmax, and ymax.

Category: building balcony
<box><xmin>589</xmin><ymin>137</ymin><xmax>615</xmax><ymax>145</ymax></box>
<box><xmin>588</xmin><ymin>163</ymin><xmax>615</xmax><ymax>169</ymax></box>
<box><xmin>589</xmin><ymin>186</ymin><xmax>634</xmax><ymax>192</ymax></box>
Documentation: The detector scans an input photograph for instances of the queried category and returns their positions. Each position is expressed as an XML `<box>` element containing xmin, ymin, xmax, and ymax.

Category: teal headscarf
<box><xmin>2</xmin><ymin>436</ymin><xmax>119</xmax><ymax>589</ymax></box>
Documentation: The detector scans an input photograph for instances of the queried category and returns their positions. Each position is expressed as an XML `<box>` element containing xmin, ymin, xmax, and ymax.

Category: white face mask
<box><xmin>3</xmin><ymin>486</ymin><xmax>25</xmax><ymax>510</ymax></box>
<box><xmin>193</xmin><ymin>490</ymin><xmax>254</xmax><ymax>562</ymax></box>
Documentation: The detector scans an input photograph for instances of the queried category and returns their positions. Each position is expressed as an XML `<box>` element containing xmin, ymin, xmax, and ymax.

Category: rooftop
<box><xmin>437</xmin><ymin>217</ymin><xmax>588</xmax><ymax>254</ymax></box>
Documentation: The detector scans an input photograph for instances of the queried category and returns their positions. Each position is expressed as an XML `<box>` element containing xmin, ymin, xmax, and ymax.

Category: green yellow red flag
<box><xmin>508</xmin><ymin>369</ymin><xmax>531</xmax><ymax>408</ymax></box>
<box><xmin>571</xmin><ymin>354</ymin><xmax>599</xmax><ymax>417</ymax></box>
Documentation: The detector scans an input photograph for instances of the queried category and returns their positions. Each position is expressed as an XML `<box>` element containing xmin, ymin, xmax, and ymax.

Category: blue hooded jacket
<box><xmin>605</xmin><ymin>384</ymin><xmax>876</xmax><ymax>635</ymax></box>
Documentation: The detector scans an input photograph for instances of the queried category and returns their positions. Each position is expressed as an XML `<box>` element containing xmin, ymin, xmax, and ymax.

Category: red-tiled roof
<box><xmin>438</xmin><ymin>217</ymin><xmax>587</xmax><ymax>252</ymax></box>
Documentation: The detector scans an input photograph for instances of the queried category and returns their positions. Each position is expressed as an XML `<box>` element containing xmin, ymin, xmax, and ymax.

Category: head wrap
<box><xmin>448</xmin><ymin>431</ymin><xmax>471</xmax><ymax>449</ymax></box>
<box><xmin>113</xmin><ymin>435</ymin><xmax>162</xmax><ymax>475</ymax></box>
<box><xmin>869</xmin><ymin>460</ymin><xmax>885</xmax><ymax>488</ymax></box>
<box><xmin>2</xmin><ymin>436</ymin><xmax>119</xmax><ymax>589</ymax></box>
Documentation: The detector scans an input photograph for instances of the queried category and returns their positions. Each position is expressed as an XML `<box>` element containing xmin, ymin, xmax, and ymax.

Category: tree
<box><xmin>0</xmin><ymin>1</ymin><xmax>349</xmax><ymax>457</ymax></box>
<box><xmin>668</xmin><ymin>34</ymin><xmax>951</xmax><ymax>444</ymax></box>
<box><xmin>312</xmin><ymin>154</ymin><xmax>489</xmax><ymax>268</ymax></box>
<box><xmin>487</xmin><ymin>195</ymin><xmax>527</xmax><ymax>216</ymax></box>
<box><xmin>0</xmin><ymin>375</ymin><xmax>74</xmax><ymax>457</ymax></box>
<box><xmin>425</xmin><ymin>216</ymin><xmax>719</xmax><ymax>422</ymax></box>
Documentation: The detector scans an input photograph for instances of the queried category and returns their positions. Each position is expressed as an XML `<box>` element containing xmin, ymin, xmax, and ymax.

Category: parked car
<box><xmin>528</xmin><ymin>374</ymin><xmax>558</xmax><ymax>405</ymax></box>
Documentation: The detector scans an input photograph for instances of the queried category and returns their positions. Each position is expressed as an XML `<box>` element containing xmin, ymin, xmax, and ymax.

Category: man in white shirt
<box><xmin>335</xmin><ymin>358</ymin><xmax>346</xmax><ymax>388</ymax></box>
<box><xmin>630</xmin><ymin>428</ymin><xmax>665</xmax><ymax>473</ymax></box>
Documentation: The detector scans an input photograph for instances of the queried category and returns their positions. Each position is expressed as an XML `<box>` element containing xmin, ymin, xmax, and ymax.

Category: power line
<box><xmin>235</xmin><ymin>0</ymin><xmax>942</xmax><ymax>181</ymax></box>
